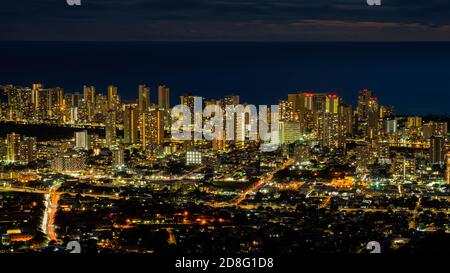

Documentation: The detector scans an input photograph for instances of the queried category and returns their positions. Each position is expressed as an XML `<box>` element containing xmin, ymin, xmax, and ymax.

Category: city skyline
<box><xmin>2</xmin><ymin>42</ymin><xmax>450</xmax><ymax>116</ymax></box>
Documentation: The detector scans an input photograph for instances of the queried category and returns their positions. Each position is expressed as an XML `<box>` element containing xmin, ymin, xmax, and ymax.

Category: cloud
<box><xmin>1</xmin><ymin>0</ymin><xmax>450</xmax><ymax>40</ymax></box>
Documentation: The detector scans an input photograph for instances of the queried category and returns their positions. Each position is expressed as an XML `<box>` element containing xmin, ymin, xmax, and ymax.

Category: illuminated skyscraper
<box><xmin>325</xmin><ymin>94</ymin><xmax>340</xmax><ymax>114</ymax></box>
<box><xmin>107</xmin><ymin>85</ymin><xmax>118</xmax><ymax>111</ymax></box>
<box><xmin>423</xmin><ymin>121</ymin><xmax>448</xmax><ymax>139</ymax></box>
<box><xmin>141</xmin><ymin>108</ymin><xmax>164</xmax><ymax>153</ymax></box>
<box><xmin>430</xmin><ymin>136</ymin><xmax>445</xmax><ymax>165</ymax></box>
<box><xmin>75</xmin><ymin>130</ymin><xmax>90</xmax><ymax>150</ymax></box>
<box><xmin>138</xmin><ymin>85</ymin><xmax>150</xmax><ymax>113</ymax></box>
<box><xmin>105</xmin><ymin>111</ymin><xmax>117</xmax><ymax>148</ymax></box>
<box><xmin>407</xmin><ymin>116</ymin><xmax>422</xmax><ymax>129</ymax></box>
<box><xmin>19</xmin><ymin>137</ymin><xmax>37</xmax><ymax>164</ymax></box>
<box><xmin>447</xmin><ymin>152</ymin><xmax>450</xmax><ymax>184</ymax></box>
<box><xmin>279</xmin><ymin>121</ymin><xmax>302</xmax><ymax>145</ymax></box>
<box><xmin>6</xmin><ymin>133</ymin><xmax>21</xmax><ymax>162</ymax></box>
<box><xmin>112</xmin><ymin>149</ymin><xmax>125</xmax><ymax>168</ymax></box>
<box><xmin>123</xmin><ymin>104</ymin><xmax>139</xmax><ymax>145</ymax></box>
<box><xmin>83</xmin><ymin>86</ymin><xmax>95</xmax><ymax>119</ymax></box>
<box><xmin>317</xmin><ymin>112</ymin><xmax>342</xmax><ymax>150</ymax></box>
<box><xmin>35</xmin><ymin>87</ymin><xmax>64</xmax><ymax>121</ymax></box>
<box><xmin>279</xmin><ymin>100</ymin><xmax>295</xmax><ymax>121</ymax></box>
<box><xmin>357</xmin><ymin>88</ymin><xmax>373</xmax><ymax>124</ymax></box>
<box><xmin>339</xmin><ymin>103</ymin><xmax>353</xmax><ymax>135</ymax></box>
<box><xmin>94</xmin><ymin>93</ymin><xmax>108</xmax><ymax>118</ymax></box>
<box><xmin>83</xmin><ymin>85</ymin><xmax>96</xmax><ymax>105</ymax></box>
<box><xmin>51</xmin><ymin>155</ymin><xmax>86</xmax><ymax>172</ymax></box>
<box><xmin>158</xmin><ymin>85</ymin><xmax>170</xmax><ymax>110</ymax></box>
<box><xmin>383</xmin><ymin>119</ymin><xmax>398</xmax><ymax>135</ymax></box>
<box><xmin>366</xmin><ymin>97</ymin><xmax>380</xmax><ymax>139</ymax></box>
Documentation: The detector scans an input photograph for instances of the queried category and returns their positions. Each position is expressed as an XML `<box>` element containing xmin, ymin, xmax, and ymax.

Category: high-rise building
<box><xmin>82</xmin><ymin>86</ymin><xmax>96</xmax><ymax>122</ymax></box>
<box><xmin>430</xmin><ymin>136</ymin><xmax>445</xmax><ymax>165</ymax></box>
<box><xmin>317</xmin><ymin>112</ymin><xmax>342</xmax><ymax>150</ymax></box>
<box><xmin>158</xmin><ymin>85</ymin><xmax>170</xmax><ymax>110</ymax></box>
<box><xmin>19</xmin><ymin>137</ymin><xmax>36</xmax><ymax>164</ymax></box>
<box><xmin>83</xmin><ymin>85</ymin><xmax>95</xmax><ymax>104</ymax></box>
<box><xmin>112</xmin><ymin>149</ymin><xmax>125</xmax><ymax>168</ymax></box>
<box><xmin>75</xmin><ymin>130</ymin><xmax>90</xmax><ymax>150</ymax></box>
<box><xmin>325</xmin><ymin>94</ymin><xmax>340</xmax><ymax>114</ymax></box>
<box><xmin>36</xmin><ymin>88</ymin><xmax>64</xmax><ymax>121</ymax></box>
<box><xmin>105</xmin><ymin>111</ymin><xmax>117</xmax><ymax>147</ymax></box>
<box><xmin>392</xmin><ymin>157</ymin><xmax>416</xmax><ymax>179</ymax></box>
<box><xmin>138</xmin><ymin>85</ymin><xmax>150</xmax><ymax>113</ymax></box>
<box><xmin>107</xmin><ymin>85</ymin><xmax>118</xmax><ymax>111</ymax></box>
<box><xmin>447</xmin><ymin>152</ymin><xmax>450</xmax><ymax>184</ymax></box>
<box><xmin>123</xmin><ymin>104</ymin><xmax>139</xmax><ymax>145</ymax></box>
<box><xmin>357</xmin><ymin>88</ymin><xmax>373</xmax><ymax>124</ymax></box>
<box><xmin>339</xmin><ymin>103</ymin><xmax>353</xmax><ymax>135</ymax></box>
<box><xmin>366</xmin><ymin>97</ymin><xmax>380</xmax><ymax>139</ymax></box>
<box><xmin>6</xmin><ymin>133</ymin><xmax>20</xmax><ymax>162</ymax></box>
<box><xmin>51</xmin><ymin>155</ymin><xmax>86</xmax><ymax>172</ymax></box>
<box><xmin>279</xmin><ymin>121</ymin><xmax>302</xmax><ymax>145</ymax></box>
<box><xmin>180</xmin><ymin>95</ymin><xmax>203</xmax><ymax>142</ymax></box>
<box><xmin>279</xmin><ymin>100</ymin><xmax>295</xmax><ymax>121</ymax></box>
<box><xmin>141</xmin><ymin>108</ymin><xmax>164</xmax><ymax>152</ymax></box>
<box><xmin>383</xmin><ymin>119</ymin><xmax>398</xmax><ymax>135</ymax></box>
<box><xmin>423</xmin><ymin>121</ymin><xmax>448</xmax><ymax>139</ymax></box>
<box><xmin>406</xmin><ymin>116</ymin><xmax>422</xmax><ymax>129</ymax></box>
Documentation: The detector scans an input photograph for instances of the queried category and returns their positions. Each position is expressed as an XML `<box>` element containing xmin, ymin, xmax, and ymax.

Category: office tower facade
<box><xmin>138</xmin><ymin>85</ymin><xmax>150</xmax><ymax>113</ymax></box>
<box><xmin>75</xmin><ymin>130</ymin><xmax>90</xmax><ymax>150</ymax></box>
<box><xmin>317</xmin><ymin>112</ymin><xmax>342</xmax><ymax>150</ymax></box>
<box><xmin>19</xmin><ymin>137</ymin><xmax>37</xmax><ymax>164</ymax></box>
<box><xmin>423</xmin><ymin>121</ymin><xmax>448</xmax><ymax>139</ymax></box>
<box><xmin>279</xmin><ymin>121</ymin><xmax>302</xmax><ymax>145</ymax></box>
<box><xmin>141</xmin><ymin>108</ymin><xmax>164</xmax><ymax>152</ymax></box>
<box><xmin>36</xmin><ymin>87</ymin><xmax>65</xmax><ymax>121</ymax></box>
<box><xmin>107</xmin><ymin>85</ymin><xmax>119</xmax><ymax>111</ymax></box>
<box><xmin>325</xmin><ymin>94</ymin><xmax>340</xmax><ymax>114</ymax></box>
<box><xmin>112</xmin><ymin>149</ymin><xmax>125</xmax><ymax>168</ymax></box>
<box><xmin>51</xmin><ymin>155</ymin><xmax>86</xmax><ymax>172</ymax></box>
<box><xmin>339</xmin><ymin>103</ymin><xmax>353</xmax><ymax>135</ymax></box>
<box><xmin>357</xmin><ymin>88</ymin><xmax>373</xmax><ymax>124</ymax></box>
<box><xmin>83</xmin><ymin>85</ymin><xmax>95</xmax><ymax>121</ymax></box>
<box><xmin>392</xmin><ymin>157</ymin><xmax>417</xmax><ymax>178</ymax></box>
<box><xmin>123</xmin><ymin>104</ymin><xmax>139</xmax><ymax>145</ymax></box>
<box><xmin>447</xmin><ymin>152</ymin><xmax>450</xmax><ymax>184</ymax></box>
<box><xmin>6</xmin><ymin>133</ymin><xmax>21</xmax><ymax>162</ymax></box>
<box><xmin>366</xmin><ymin>96</ymin><xmax>380</xmax><ymax>139</ymax></box>
<box><xmin>158</xmin><ymin>85</ymin><xmax>170</xmax><ymax>110</ymax></box>
<box><xmin>384</xmin><ymin>119</ymin><xmax>398</xmax><ymax>135</ymax></box>
<box><xmin>105</xmin><ymin>111</ymin><xmax>117</xmax><ymax>147</ymax></box>
<box><xmin>430</xmin><ymin>136</ymin><xmax>445</xmax><ymax>165</ymax></box>
<box><xmin>279</xmin><ymin>100</ymin><xmax>295</xmax><ymax>121</ymax></box>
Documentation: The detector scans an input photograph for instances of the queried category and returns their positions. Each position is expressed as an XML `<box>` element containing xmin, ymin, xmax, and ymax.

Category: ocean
<box><xmin>1</xmin><ymin>41</ymin><xmax>450</xmax><ymax>115</ymax></box>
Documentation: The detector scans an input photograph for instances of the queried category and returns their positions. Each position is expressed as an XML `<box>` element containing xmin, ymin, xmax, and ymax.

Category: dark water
<box><xmin>1</xmin><ymin>41</ymin><xmax>450</xmax><ymax>115</ymax></box>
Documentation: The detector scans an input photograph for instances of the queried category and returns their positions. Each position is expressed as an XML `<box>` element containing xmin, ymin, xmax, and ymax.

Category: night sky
<box><xmin>2</xmin><ymin>0</ymin><xmax>450</xmax><ymax>41</ymax></box>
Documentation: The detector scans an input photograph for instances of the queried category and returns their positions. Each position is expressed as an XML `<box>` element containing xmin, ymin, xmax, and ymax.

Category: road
<box><xmin>234</xmin><ymin>159</ymin><xmax>295</xmax><ymax>206</ymax></box>
<box><xmin>44</xmin><ymin>184</ymin><xmax>61</xmax><ymax>242</ymax></box>
<box><xmin>0</xmin><ymin>186</ymin><xmax>122</xmax><ymax>200</ymax></box>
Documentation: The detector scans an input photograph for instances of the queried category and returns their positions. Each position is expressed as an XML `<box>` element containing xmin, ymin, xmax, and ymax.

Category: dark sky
<box><xmin>2</xmin><ymin>0</ymin><xmax>450</xmax><ymax>41</ymax></box>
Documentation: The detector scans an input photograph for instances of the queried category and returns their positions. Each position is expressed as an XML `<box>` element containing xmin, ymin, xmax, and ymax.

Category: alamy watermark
<box><xmin>66</xmin><ymin>0</ymin><xmax>81</xmax><ymax>6</ymax></box>
<box><xmin>367</xmin><ymin>0</ymin><xmax>381</xmax><ymax>6</ymax></box>
<box><xmin>171</xmin><ymin>97</ymin><xmax>280</xmax><ymax>152</ymax></box>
